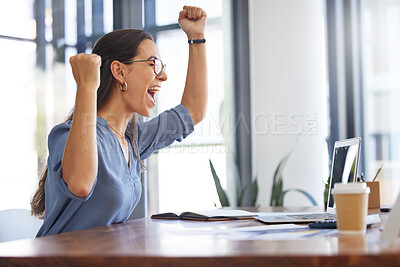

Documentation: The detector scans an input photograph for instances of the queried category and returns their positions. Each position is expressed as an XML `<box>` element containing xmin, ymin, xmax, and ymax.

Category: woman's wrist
<box><xmin>187</xmin><ymin>34</ymin><xmax>205</xmax><ymax>40</ymax></box>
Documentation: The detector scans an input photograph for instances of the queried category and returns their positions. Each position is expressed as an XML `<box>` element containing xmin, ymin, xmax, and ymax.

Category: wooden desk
<box><xmin>0</xmin><ymin>207</ymin><xmax>399</xmax><ymax>266</ymax></box>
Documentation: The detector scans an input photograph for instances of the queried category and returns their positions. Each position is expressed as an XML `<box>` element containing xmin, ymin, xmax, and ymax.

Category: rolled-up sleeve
<box><xmin>136</xmin><ymin>104</ymin><xmax>194</xmax><ymax>160</ymax></box>
<box><xmin>47</xmin><ymin>123</ymin><xmax>96</xmax><ymax>201</ymax></box>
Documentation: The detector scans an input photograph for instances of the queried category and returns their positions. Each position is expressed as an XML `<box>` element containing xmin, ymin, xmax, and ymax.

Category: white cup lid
<box><xmin>332</xmin><ymin>182</ymin><xmax>370</xmax><ymax>194</ymax></box>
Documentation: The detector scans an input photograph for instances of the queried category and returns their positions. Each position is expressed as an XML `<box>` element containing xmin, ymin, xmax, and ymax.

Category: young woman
<box><xmin>31</xmin><ymin>6</ymin><xmax>207</xmax><ymax>236</ymax></box>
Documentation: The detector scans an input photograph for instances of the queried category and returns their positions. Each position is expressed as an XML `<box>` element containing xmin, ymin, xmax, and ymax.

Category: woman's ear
<box><xmin>110</xmin><ymin>60</ymin><xmax>125</xmax><ymax>83</ymax></box>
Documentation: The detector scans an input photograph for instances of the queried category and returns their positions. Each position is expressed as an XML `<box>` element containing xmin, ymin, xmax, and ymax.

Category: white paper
<box><xmin>165</xmin><ymin>221</ymin><xmax>336</xmax><ymax>240</ymax></box>
<box><xmin>254</xmin><ymin>212</ymin><xmax>328</xmax><ymax>216</ymax></box>
<box><xmin>189</xmin><ymin>209</ymin><xmax>257</xmax><ymax>217</ymax></box>
<box><xmin>220</xmin><ymin>224</ymin><xmax>308</xmax><ymax>232</ymax></box>
<box><xmin>218</xmin><ymin>224</ymin><xmax>337</xmax><ymax>240</ymax></box>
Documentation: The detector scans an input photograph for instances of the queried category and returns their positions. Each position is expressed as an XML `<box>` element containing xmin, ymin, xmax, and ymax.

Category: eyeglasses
<box><xmin>125</xmin><ymin>58</ymin><xmax>166</xmax><ymax>76</ymax></box>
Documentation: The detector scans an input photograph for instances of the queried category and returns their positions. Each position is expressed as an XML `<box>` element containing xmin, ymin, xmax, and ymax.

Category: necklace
<box><xmin>98</xmin><ymin>114</ymin><xmax>129</xmax><ymax>164</ymax></box>
<box><xmin>108</xmin><ymin>124</ymin><xmax>125</xmax><ymax>140</ymax></box>
<box><xmin>97</xmin><ymin>113</ymin><xmax>126</xmax><ymax>140</ymax></box>
<box><xmin>109</xmin><ymin>122</ymin><xmax>129</xmax><ymax>165</ymax></box>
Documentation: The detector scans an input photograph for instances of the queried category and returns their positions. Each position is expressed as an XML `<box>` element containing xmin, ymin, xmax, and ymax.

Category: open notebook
<box><xmin>151</xmin><ymin>209</ymin><xmax>256</xmax><ymax>221</ymax></box>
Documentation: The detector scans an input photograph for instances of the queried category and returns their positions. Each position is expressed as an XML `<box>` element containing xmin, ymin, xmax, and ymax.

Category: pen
<box><xmin>372</xmin><ymin>164</ymin><xmax>383</xmax><ymax>182</ymax></box>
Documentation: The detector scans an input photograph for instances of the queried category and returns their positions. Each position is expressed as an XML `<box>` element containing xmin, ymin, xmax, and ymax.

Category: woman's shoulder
<box><xmin>47</xmin><ymin>120</ymin><xmax>73</xmax><ymax>160</ymax></box>
<box><xmin>48</xmin><ymin>117</ymin><xmax>112</xmax><ymax>143</ymax></box>
<box><xmin>48</xmin><ymin>120</ymin><xmax>72</xmax><ymax>139</ymax></box>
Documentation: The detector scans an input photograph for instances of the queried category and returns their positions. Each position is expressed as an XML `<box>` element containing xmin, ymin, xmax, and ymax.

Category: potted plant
<box><xmin>209</xmin><ymin>159</ymin><xmax>258</xmax><ymax>207</ymax></box>
<box><xmin>269</xmin><ymin>151</ymin><xmax>317</xmax><ymax>207</ymax></box>
<box><xmin>323</xmin><ymin>175</ymin><xmax>331</xmax><ymax>210</ymax></box>
<box><xmin>209</xmin><ymin>151</ymin><xmax>317</xmax><ymax>208</ymax></box>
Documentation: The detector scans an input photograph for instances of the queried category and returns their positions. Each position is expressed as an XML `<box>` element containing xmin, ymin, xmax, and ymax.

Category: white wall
<box><xmin>249</xmin><ymin>0</ymin><xmax>328</xmax><ymax>206</ymax></box>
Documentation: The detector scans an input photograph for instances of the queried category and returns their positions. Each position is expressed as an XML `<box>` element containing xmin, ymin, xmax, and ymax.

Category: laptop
<box><xmin>256</xmin><ymin>137</ymin><xmax>362</xmax><ymax>223</ymax></box>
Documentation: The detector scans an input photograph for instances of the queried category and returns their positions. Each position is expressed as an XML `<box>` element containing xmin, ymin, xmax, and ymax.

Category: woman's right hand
<box><xmin>69</xmin><ymin>53</ymin><xmax>102</xmax><ymax>91</ymax></box>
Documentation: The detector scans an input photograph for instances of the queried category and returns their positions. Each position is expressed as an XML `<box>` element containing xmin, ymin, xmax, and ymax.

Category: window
<box><xmin>0</xmin><ymin>1</ymin><xmax>37</xmax><ymax>210</ymax></box>
<box><xmin>360</xmin><ymin>0</ymin><xmax>400</xmax><ymax>205</ymax></box>
<box><xmin>326</xmin><ymin>0</ymin><xmax>400</xmax><ymax>206</ymax></box>
<box><xmin>145</xmin><ymin>0</ymin><xmax>234</xmax><ymax>213</ymax></box>
<box><xmin>0</xmin><ymin>0</ymin><xmax>113</xmax><ymax>211</ymax></box>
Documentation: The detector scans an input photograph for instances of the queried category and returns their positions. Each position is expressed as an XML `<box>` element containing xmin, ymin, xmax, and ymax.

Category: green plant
<box><xmin>269</xmin><ymin>148</ymin><xmax>317</xmax><ymax>207</ymax></box>
<box><xmin>324</xmin><ymin>175</ymin><xmax>331</xmax><ymax>205</ymax></box>
<box><xmin>209</xmin><ymin>159</ymin><xmax>258</xmax><ymax>207</ymax></box>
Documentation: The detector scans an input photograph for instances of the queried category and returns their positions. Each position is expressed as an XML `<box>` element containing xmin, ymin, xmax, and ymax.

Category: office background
<box><xmin>0</xmin><ymin>0</ymin><xmax>399</xmax><ymax>216</ymax></box>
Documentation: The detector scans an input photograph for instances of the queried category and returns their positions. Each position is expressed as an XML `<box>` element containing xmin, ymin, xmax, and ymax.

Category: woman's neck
<box><xmin>97</xmin><ymin>105</ymin><xmax>133</xmax><ymax>136</ymax></box>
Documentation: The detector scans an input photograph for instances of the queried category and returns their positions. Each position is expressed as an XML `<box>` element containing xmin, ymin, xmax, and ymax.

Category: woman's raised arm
<box><xmin>61</xmin><ymin>53</ymin><xmax>101</xmax><ymax>197</ymax></box>
<box><xmin>178</xmin><ymin>6</ymin><xmax>208</xmax><ymax>125</ymax></box>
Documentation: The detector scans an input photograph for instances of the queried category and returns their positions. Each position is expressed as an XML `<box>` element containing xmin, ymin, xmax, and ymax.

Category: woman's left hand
<box><xmin>178</xmin><ymin>6</ymin><xmax>207</xmax><ymax>39</ymax></box>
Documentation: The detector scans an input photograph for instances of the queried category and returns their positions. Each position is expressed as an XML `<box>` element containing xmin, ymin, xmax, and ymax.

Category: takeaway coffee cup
<box><xmin>332</xmin><ymin>183</ymin><xmax>370</xmax><ymax>234</ymax></box>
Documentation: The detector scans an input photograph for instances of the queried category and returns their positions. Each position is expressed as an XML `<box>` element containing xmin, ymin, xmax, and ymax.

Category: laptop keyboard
<box><xmin>287</xmin><ymin>213</ymin><xmax>336</xmax><ymax>220</ymax></box>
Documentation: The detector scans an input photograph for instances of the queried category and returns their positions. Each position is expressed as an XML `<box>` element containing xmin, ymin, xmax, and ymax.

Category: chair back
<box><xmin>0</xmin><ymin>209</ymin><xmax>43</xmax><ymax>242</ymax></box>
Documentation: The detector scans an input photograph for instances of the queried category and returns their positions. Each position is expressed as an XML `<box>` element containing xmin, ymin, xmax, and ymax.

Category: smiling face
<box><xmin>121</xmin><ymin>39</ymin><xmax>167</xmax><ymax>117</ymax></box>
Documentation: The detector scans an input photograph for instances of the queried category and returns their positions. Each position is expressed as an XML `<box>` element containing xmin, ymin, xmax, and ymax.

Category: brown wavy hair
<box><xmin>31</xmin><ymin>29</ymin><xmax>153</xmax><ymax>218</ymax></box>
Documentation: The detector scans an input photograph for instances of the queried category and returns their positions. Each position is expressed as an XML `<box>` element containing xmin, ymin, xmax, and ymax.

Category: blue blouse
<box><xmin>36</xmin><ymin>105</ymin><xmax>194</xmax><ymax>237</ymax></box>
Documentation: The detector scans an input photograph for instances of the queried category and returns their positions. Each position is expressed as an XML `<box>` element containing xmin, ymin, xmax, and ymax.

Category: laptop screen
<box><xmin>327</xmin><ymin>138</ymin><xmax>361</xmax><ymax>209</ymax></box>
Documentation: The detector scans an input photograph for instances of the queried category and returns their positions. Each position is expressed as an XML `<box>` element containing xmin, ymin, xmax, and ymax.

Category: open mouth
<box><xmin>147</xmin><ymin>87</ymin><xmax>160</xmax><ymax>105</ymax></box>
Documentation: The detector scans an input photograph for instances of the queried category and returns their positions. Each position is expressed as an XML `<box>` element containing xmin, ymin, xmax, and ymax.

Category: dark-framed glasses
<box><xmin>125</xmin><ymin>58</ymin><xmax>166</xmax><ymax>76</ymax></box>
